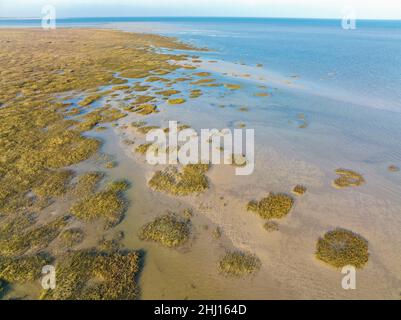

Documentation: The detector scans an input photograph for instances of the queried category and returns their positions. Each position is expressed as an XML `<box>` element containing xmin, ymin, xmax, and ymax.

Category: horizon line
<box><xmin>1</xmin><ymin>16</ymin><xmax>401</xmax><ymax>21</ymax></box>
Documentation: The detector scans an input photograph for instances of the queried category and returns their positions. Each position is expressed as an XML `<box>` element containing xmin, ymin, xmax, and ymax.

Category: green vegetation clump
<box><xmin>136</xmin><ymin>125</ymin><xmax>161</xmax><ymax>134</ymax></box>
<box><xmin>0</xmin><ymin>214</ymin><xmax>34</xmax><ymax>240</ymax></box>
<box><xmin>333</xmin><ymin>169</ymin><xmax>365</xmax><ymax>188</ymax></box>
<box><xmin>0</xmin><ymin>28</ymin><xmax>199</xmax><ymax>296</ymax></box>
<box><xmin>138</xmin><ymin>214</ymin><xmax>191</xmax><ymax>248</ymax></box>
<box><xmin>190</xmin><ymin>89</ymin><xmax>202</xmax><ymax>98</ymax></box>
<box><xmin>41</xmin><ymin>250</ymin><xmax>140</xmax><ymax>300</ymax></box>
<box><xmin>218</xmin><ymin>251</ymin><xmax>261</xmax><ymax>276</ymax></box>
<box><xmin>231</xmin><ymin>154</ymin><xmax>247</xmax><ymax>167</ymax></box>
<box><xmin>0</xmin><ymin>254</ymin><xmax>51</xmax><ymax>283</ymax></box>
<box><xmin>70</xmin><ymin>187</ymin><xmax>126</xmax><ymax>228</ymax></box>
<box><xmin>0</xmin><ymin>217</ymin><xmax>67</xmax><ymax>256</ymax></box>
<box><xmin>95</xmin><ymin>126</ymin><xmax>107</xmax><ymax>132</ymax></box>
<box><xmin>132</xmin><ymin>83</ymin><xmax>150</xmax><ymax>91</ymax></box>
<box><xmin>77</xmin><ymin>107</ymin><xmax>126</xmax><ymax>131</ymax></box>
<box><xmin>133</xmin><ymin>95</ymin><xmax>155</xmax><ymax>105</ymax></box>
<box><xmin>59</xmin><ymin>228</ymin><xmax>85</xmax><ymax>247</ymax></box>
<box><xmin>131</xmin><ymin>104</ymin><xmax>158</xmax><ymax>115</ymax></box>
<box><xmin>247</xmin><ymin>193</ymin><xmax>294</xmax><ymax>220</ymax></box>
<box><xmin>106</xmin><ymin>179</ymin><xmax>130</xmax><ymax>193</ymax></box>
<box><xmin>131</xmin><ymin>120</ymin><xmax>147</xmax><ymax>128</ymax></box>
<box><xmin>292</xmin><ymin>185</ymin><xmax>307</xmax><ymax>196</ymax></box>
<box><xmin>135</xmin><ymin>143</ymin><xmax>152</xmax><ymax>154</ymax></box>
<box><xmin>33</xmin><ymin>170</ymin><xmax>73</xmax><ymax>198</ymax></box>
<box><xmin>263</xmin><ymin>221</ymin><xmax>279</xmax><ymax>232</ymax></box>
<box><xmin>105</xmin><ymin>161</ymin><xmax>117</xmax><ymax>169</ymax></box>
<box><xmin>155</xmin><ymin>89</ymin><xmax>181</xmax><ymax>97</ymax></box>
<box><xmin>146</xmin><ymin>76</ymin><xmax>168</xmax><ymax>82</ymax></box>
<box><xmin>111</xmin><ymin>85</ymin><xmax>130</xmax><ymax>91</ymax></box>
<box><xmin>316</xmin><ymin>228</ymin><xmax>369</xmax><ymax>268</ymax></box>
<box><xmin>194</xmin><ymin>72</ymin><xmax>211</xmax><ymax>77</ymax></box>
<box><xmin>72</xmin><ymin>171</ymin><xmax>104</xmax><ymax>196</ymax></box>
<box><xmin>78</xmin><ymin>92</ymin><xmax>109</xmax><ymax>107</ymax></box>
<box><xmin>168</xmin><ymin>98</ymin><xmax>186</xmax><ymax>105</ymax></box>
<box><xmin>190</xmin><ymin>78</ymin><xmax>215</xmax><ymax>85</ymax></box>
<box><xmin>149</xmin><ymin>164</ymin><xmax>209</xmax><ymax>196</ymax></box>
<box><xmin>224</xmin><ymin>84</ymin><xmax>241</xmax><ymax>90</ymax></box>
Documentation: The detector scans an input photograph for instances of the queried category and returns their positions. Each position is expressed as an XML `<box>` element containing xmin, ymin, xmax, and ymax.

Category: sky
<box><xmin>1</xmin><ymin>0</ymin><xmax>401</xmax><ymax>19</ymax></box>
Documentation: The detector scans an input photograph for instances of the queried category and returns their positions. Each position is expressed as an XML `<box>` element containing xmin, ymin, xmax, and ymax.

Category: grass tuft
<box><xmin>333</xmin><ymin>169</ymin><xmax>365</xmax><ymax>188</ymax></box>
<box><xmin>247</xmin><ymin>193</ymin><xmax>294</xmax><ymax>220</ymax></box>
<box><xmin>139</xmin><ymin>214</ymin><xmax>191</xmax><ymax>248</ymax></box>
<box><xmin>149</xmin><ymin>164</ymin><xmax>209</xmax><ymax>196</ymax></box>
<box><xmin>72</xmin><ymin>171</ymin><xmax>104</xmax><ymax>196</ymax></box>
<box><xmin>59</xmin><ymin>228</ymin><xmax>85</xmax><ymax>247</ymax></box>
<box><xmin>315</xmin><ymin>228</ymin><xmax>369</xmax><ymax>269</ymax></box>
<box><xmin>0</xmin><ymin>217</ymin><xmax>67</xmax><ymax>256</ymax></box>
<box><xmin>33</xmin><ymin>170</ymin><xmax>73</xmax><ymax>199</ymax></box>
<box><xmin>292</xmin><ymin>185</ymin><xmax>307</xmax><ymax>196</ymax></box>
<box><xmin>70</xmin><ymin>188</ymin><xmax>126</xmax><ymax>228</ymax></box>
<box><xmin>0</xmin><ymin>254</ymin><xmax>51</xmax><ymax>283</ymax></box>
<box><xmin>41</xmin><ymin>250</ymin><xmax>140</xmax><ymax>300</ymax></box>
<box><xmin>168</xmin><ymin>98</ymin><xmax>186</xmax><ymax>105</ymax></box>
<box><xmin>218</xmin><ymin>251</ymin><xmax>261</xmax><ymax>276</ymax></box>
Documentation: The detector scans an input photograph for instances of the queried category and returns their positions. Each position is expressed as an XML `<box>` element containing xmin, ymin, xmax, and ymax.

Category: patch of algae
<box><xmin>168</xmin><ymin>98</ymin><xmax>186</xmax><ymax>105</ymax></box>
<box><xmin>72</xmin><ymin>171</ymin><xmax>104</xmax><ymax>196</ymax></box>
<box><xmin>78</xmin><ymin>91</ymin><xmax>111</xmax><ymax>107</ymax></box>
<box><xmin>41</xmin><ymin>250</ymin><xmax>140</xmax><ymax>300</ymax></box>
<box><xmin>155</xmin><ymin>89</ymin><xmax>181</xmax><ymax>97</ymax></box>
<box><xmin>135</xmin><ymin>143</ymin><xmax>153</xmax><ymax>155</ymax></box>
<box><xmin>0</xmin><ymin>254</ymin><xmax>51</xmax><ymax>283</ymax></box>
<box><xmin>224</xmin><ymin>84</ymin><xmax>241</xmax><ymax>90</ymax></box>
<box><xmin>77</xmin><ymin>107</ymin><xmax>127</xmax><ymax>131</ymax></box>
<box><xmin>194</xmin><ymin>72</ymin><xmax>211</xmax><ymax>77</ymax></box>
<box><xmin>70</xmin><ymin>182</ymin><xmax>127</xmax><ymax>229</ymax></box>
<box><xmin>149</xmin><ymin>164</ymin><xmax>210</xmax><ymax>196</ymax></box>
<box><xmin>139</xmin><ymin>214</ymin><xmax>191</xmax><ymax>248</ymax></box>
<box><xmin>0</xmin><ymin>28</ymin><xmax>199</xmax><ymax>298</ymax></box>
<box><xmin>136</xmin><ymin>125</ymin><xmax>161</xmax><ymax>135</ymax></box>
<box><xmin>32</xmin><ymin>170</ymin><xmax>73</xmax><ymax>199</ymax></box>
<box><xmin>0</xmin><ymin>217</ymin><xmax>67</xmax><ymax>256</ymax></box>
<box><xmin>332</xmin><ymin>169</ymin><xmax>365</xmax><ymax>189</ymax></box>
<box><xmin>218</xmin><ymin>251</ymin><xmax>261</xmax><ymax>276</ymax></box>
<box><xmin>292</xmin><ymin>185</ymin><xmax>307</xmax><ymax>196</ymax></box>
<box><xmin>131</xmin><ymin>104</ymin><xmax>158</xmax><ymax>115</ymax></box>
<box><xmin>247</xmin><ymin>193</ymin><xmax>294</xmax><ymax>220</ymax></box>
<box><xmin>316</xmin><ymin>228</ymin><xmax>369</xmax><ymax>269</ymax></box>
<box><xmin>190</xmin><ymin>89</ymin><xmax>202</xmax><ymax>98</ymax></box>
<box><xmin>59</xmin><ymin>228</ymin><xmax>85</xmax><ymax>247</ymax></box>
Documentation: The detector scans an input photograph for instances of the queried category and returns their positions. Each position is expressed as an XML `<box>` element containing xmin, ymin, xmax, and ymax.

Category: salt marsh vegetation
<box><xmin>218</xmin><ymin>251</ymin><xmax>261</xmax><ymax>276</ymax></box>
<box><xmin>138</xmin><ymin>214</ymin><xmax>191</xmax><ymax>248</ymax></box>
<box><xmin>316</xmin><ymin>229</ymin><xmax>369</xmax><ymax>268</ymax></box>
<box><xmin>247</xmin><ymin>193</ymin><xmax>294</xmax><ymax>220</ymax></box>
